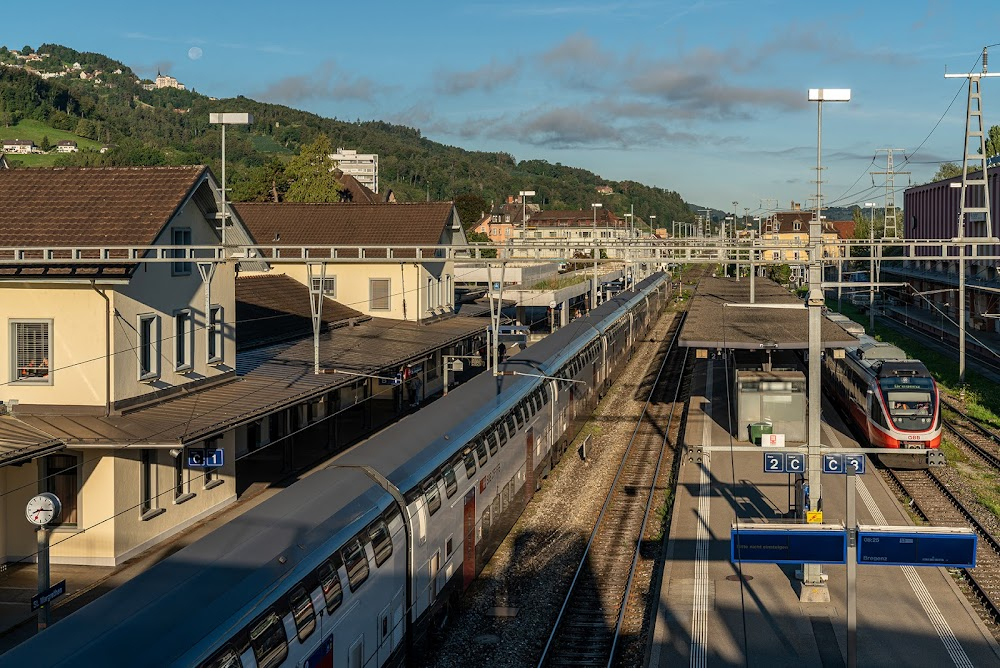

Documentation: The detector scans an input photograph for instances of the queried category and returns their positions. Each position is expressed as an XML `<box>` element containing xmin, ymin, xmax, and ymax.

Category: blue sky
<box><xmin>5</xmin><ymin>1</ymin><xmax>1000</xmax><ymax>214</ymax></box>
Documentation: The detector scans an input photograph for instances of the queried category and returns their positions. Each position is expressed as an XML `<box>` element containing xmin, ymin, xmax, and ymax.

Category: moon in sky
<box><xmin>188</xmin><ymin>47</ymin><xmax>203</xmax><ymax>61</ymax></box>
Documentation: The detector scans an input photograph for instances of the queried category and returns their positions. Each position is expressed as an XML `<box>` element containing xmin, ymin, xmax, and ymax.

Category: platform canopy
<box><xmin>679</xmin><ymin>276</ymin><xmax>858</xmax><ymax>350</ymax></box>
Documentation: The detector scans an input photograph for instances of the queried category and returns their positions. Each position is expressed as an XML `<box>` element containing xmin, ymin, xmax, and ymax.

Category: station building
<box><xmin>0</xmin><ymin>166</ymin><xmax>487</xmax><ymax>567</ymax></box>
<box><xmin>882</xmin><ymin>169</ymin><xmax>1000</xmax><ymax>335</ymax></box>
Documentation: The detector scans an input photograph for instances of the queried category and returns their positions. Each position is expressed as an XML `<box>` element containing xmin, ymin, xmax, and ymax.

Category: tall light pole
<box><xmin>805</xmin><ymin>87</ymin><xmax>850</xmax><ymax>606</ymax></box>
<box><xmin>592</xmin><ymin>203</ymin><xmax>603</xmax><ymax>309</ymax></box>
<box><xmin>209</xmin><ymin>112</ymin><xmax>253</xmax><ymax>245</ymax></box>
<box><xmin>623</xmin><ymin>211</ymin><xmax>633</xmax><ymax>289</ymax></box>
<box><xmin>519</xmin><ymin>190</ymin><xmax>535</xmax><ymax>246</ymax></box>
<box><xmin>865</xmin><ymin>202</ymin><xmax>877</xmax><ymax>331</ymax></box>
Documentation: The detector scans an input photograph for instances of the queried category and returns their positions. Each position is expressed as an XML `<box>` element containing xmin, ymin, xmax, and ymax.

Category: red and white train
<box><xmin>824</xmin><ymin>334</ymin><xmax>941</xmax><ymax>465</ymax></box>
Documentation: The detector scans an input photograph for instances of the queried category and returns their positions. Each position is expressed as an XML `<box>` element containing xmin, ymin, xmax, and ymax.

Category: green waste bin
<box><xmin>749</xmin><ymin>422</ymin><xmax>773</xmax><ymax>445</ymax></box>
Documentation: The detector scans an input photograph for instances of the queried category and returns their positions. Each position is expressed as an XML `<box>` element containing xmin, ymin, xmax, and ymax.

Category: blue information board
<box><xmin>857</xmin><ymin>527</ymin><xmax>977</xmax><ymax>568</ymax></box>
<box><xmin>731</xmin><ymin>526</ymin><xmax>847</xmax><ymax>565</ymax></box>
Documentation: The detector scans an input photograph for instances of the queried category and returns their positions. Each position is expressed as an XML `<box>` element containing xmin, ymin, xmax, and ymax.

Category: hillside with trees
<box><xmin>0</xmin><ymin>43</ymin><xmax>696</xmax><ymax>228</ymax></box>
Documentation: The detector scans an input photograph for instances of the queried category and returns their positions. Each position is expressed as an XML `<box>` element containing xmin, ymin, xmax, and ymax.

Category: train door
<box><xmin>525</xmin><ymin>427</ymin><xmax>535</xmax><ymax>501</ymax></box>
<box><xmin>348</xmin><ymin>636</ymin><xmax>364</xmax><ymax>668</ymax></box>
<box><xmin>378</xmin><ymin>605</ymin><xmax>392</xmax><ymax>666</ymax></box>
<box><xmin>428</xmin><ymin>550</ymin><xmax>441</xmax><ymax>607</ymax></box>
<box><xmin>392</xmin><ymin>588</ymin><xmax>404</xmax><ymax>649</ymax></box>
<box><xmin>462</xmin><ymin>489</ymin><xmax>476</xmax><ymax>589</ymax></box>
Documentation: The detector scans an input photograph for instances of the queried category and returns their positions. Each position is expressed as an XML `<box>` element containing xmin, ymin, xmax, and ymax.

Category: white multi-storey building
<box><xmin>330</xmin><ymin>148</ymin><xmax>379</xmax><ymax>193</ymax></box>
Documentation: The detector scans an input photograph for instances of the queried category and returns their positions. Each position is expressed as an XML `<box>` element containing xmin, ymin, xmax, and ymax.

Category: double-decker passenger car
<box><xmin>2</xmin><ymin>274</ymin><xmax>671</xmax><ymax>668</ymax></box>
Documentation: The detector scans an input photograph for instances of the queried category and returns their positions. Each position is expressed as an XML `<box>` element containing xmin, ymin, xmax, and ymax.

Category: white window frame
<box><xmin>208</xmin><ymin>305</ymin><xmax>224</xmax><ymax>364</ymax></box>
<box><xmin>173</xmin><ymin>447</ymin><xmax>195</xmax><ymax>505</ymax></box>
<box><xmin>137</xmin><ymin>314</ymin><xmax>160</xmax><ymax>381</ymax></box>
<box><xmin>140</xmin><ymin>449</ymin><xmax>165</xmax><ymax>521</ymax></box>
<box><xmin>171</xmin><ymin>228</ymin><xmax>192</xmax><ymax>276</ymax></box>
<box><xmin>10</xmin><ymin>318</ymin><xmax>53</xmax><ymax>385</ymax></box>
<box><xmin>370</xmin><ymin>278</ymin><xmax>391</xmax><ymax>311</ymax></box>
<box><xmin>310</xmin><ymin>277</ymin><xmax>337</xmax><ymax>298</ymax></box>
<box><xmin>174</xmin><ymin>309</ymin><xmax>194</xmax><ymax>372</ymax></box>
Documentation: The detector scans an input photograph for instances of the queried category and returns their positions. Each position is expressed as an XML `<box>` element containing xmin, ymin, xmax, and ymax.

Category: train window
<box><xmin>505</xmin><ymin>414</ymin><xmax>516</xmax><ymax>435</ymax></box>
<box><xmin>532</xmin><ymin>392</ymin><xmax>542</xmax><ymax>414</ymax></box>
<box><xmin>443</xmin><ymin>466</ymin><xmax>458</xmax><ymax>498</ymax></box>
<box><xmin>317</xmin><ymin>561</ymin><xmax>343</xmax><ymax>613</ymax></box>
<box><xmin>497</xmin><ymin>423</ymin><xmax>507</xmax><ymax>447</ymax></box>
<box><xmin>463</xmin><ymin>449</ymin><xmax>476</xmax><ymax>478</ymax></box>
<box><xmin>487</xmin><ymin>432</ymin><xmax>498</xmax><ymax>456</ymax></box>
<box><xmin>200</xmin><ymin>645</ymin><xmax>242</xmax><ymax>668</ymax></box>
<box><xmin>541</xmin><ymin>385</ymin><xmax>550</xmax><ymax>404</ymax></box>
<box><xmin>290</xmin><ymin>585</ymin><xmax>316</xmax><ymax>642</ymax></box>
<box><xmin>446</xmin><ymin>535</ymin><xmax>454</xmax><ymax>558</ymax></box>
<box><xmin>342</xmin><ymin>539</ymin><xmax>370</xmax><ymax>591</ymax></box>
<box><xmin>424</xmin><ymin>480</ymin><xmax>442</xmax><ymax>516</ymax></box>
<box><xmin>248</xmin><ymin>610</ymin><xmax>288</xmax><ymax>668</ymax></box>
<box><xmin>369</xmin><ymin>520</ymin><xmax>393</xmax><ymax>566</ymax></box>
<box><xmin>514</xmin><ymin>404</ymin><xmax>525</xmax><ymax>428</ymax></box>
<box><xmin>475</xmin><ymin>439</ymin><xmax>488</xmax><ymax>466</ymax></box>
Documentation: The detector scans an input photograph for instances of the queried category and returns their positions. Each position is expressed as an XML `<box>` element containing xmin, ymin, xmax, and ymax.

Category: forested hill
<box><xmin>0</xmin><ymin>43</ymin><xmax>696</xmax><ymax>226</ymax></box>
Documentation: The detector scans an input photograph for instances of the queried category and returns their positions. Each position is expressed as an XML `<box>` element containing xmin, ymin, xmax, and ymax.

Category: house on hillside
<box><xmin>55</xmin><ymin>140</ymin><xmax>78</xmax><ymax>153</ymax></box>
<box><xmin>1</xmin><ymin>139</ymin><xmax>34</xmax><ymax>154</ymax></box>
<box><xmin>234</xmin><ymin>202</ymin><xmax>468</xmax><ymax>321</ymax></box>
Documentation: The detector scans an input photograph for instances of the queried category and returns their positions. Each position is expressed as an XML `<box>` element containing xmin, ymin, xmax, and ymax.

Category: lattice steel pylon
<box><xmin>946</xmin><ymin>47</ymin><xmax>999</xmax><ymax>239</ymax></box>
<box><xmin>870</xmin><ymin>149</ymin><xmax>908</xmax><ymax>239</ymax></box>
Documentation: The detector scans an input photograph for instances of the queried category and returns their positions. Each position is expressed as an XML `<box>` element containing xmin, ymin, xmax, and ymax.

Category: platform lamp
<box><xmin>519</xmin><ymin>190</ymin><xmax>535</xmax><ymax>244</ymax></box>
<box><xmin>804</xmin><ymin>87</ymin><xmax>850</xmax><ymax>610</ymax></box>
<box><xmin>864</xmin><ymin>202</ymin><xmax>878</xmax><ymax>330</ymax></box>
<box><xmin>591</xmin><ymin>203</ymin><xmax>603</xmax><ymax>309</ymax></box>
<box><xmin>209</xmin><ymin>112</ymin><xmax>253</xmax><ymax>245</ymax></box>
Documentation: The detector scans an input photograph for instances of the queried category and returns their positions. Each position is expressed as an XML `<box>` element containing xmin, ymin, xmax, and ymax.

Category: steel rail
<box><xmin>537</xmin><ymin>308</ymin><xmax>689</xmax><ymax>667</ymax></box>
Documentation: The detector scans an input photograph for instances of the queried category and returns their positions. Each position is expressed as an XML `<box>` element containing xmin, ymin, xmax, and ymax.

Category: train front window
<box><xmin>881</xmin><ymin>380</ymin><xmax>934</xmax><ymax>430</ymax></box>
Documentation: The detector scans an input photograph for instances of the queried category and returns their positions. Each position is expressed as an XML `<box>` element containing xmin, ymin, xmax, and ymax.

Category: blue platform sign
<box><xmin>763</xmin><ymin>452</ymin><xmax>805</xmax><ymax>474</ymax></box>
<box><xmin>187</xmin><ymin>448</ymin><xmax>224</xmax><ymax>468</ymax></box>
<box><xmin>822</xmin><ymin>453</ymin><xmax>843</xmax><ymax>474</ymax></box>
<box><xmin>786</xmin><ymin>453</ymin><xmax>805</xmax><ymax>473</ymax></box>
<box><xmin>823</xmin><ymin>453</ymin><xmax>866</xmax><ymax>475</ymax></box>
<box><xmin>731</xmin><ymin>525</ymin><xmax>847</xmax><ymax>565</ymax></box>
<box><xmin>764</xmin><ymin>452</ymin><xmax>785</xmax><ymax>473</ymax></box>
<box><xmin>857</xmin><ymin>526</ymin><xmax>977</xmax><ymax>568</ymax></box>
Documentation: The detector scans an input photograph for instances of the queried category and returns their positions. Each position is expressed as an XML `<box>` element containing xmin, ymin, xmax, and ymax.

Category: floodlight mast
<box><xmin>803</xmin><ymin>87</ymin><xmax>850</xmax><ymax>604</ymax></box>
<box><xmin>208</xmin><ymin>112</ymin><xmax>253</xmax><ymax>245</ymax></box>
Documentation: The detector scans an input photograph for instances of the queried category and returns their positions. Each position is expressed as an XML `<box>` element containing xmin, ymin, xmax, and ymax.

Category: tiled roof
<box><xmin>766</xmin><ymin>212</ymin><xmax>837</xmax><ymax>235</ymax></box>
<box><xmin>333</xmin><ymin>169</ymin><xmax>382</xmax><ymax>204</ymax></box>
<box><xmin>2</xmin><ymin>139</ymin><xmax>33</xmax><ymax>145</ymax></box>
<box><xmin>233</xmin><ymin>202</ymin><xmax>457</xmax><ymax>246</ymax></box>
<box><xmin>236</xmin><ymin>274</ymin><xmax>365</xmax><ymax>350</ymax></box>
<box><xmin>529</xmin><ymin>209</ymin><xmax>624</xmax><ymax>227</ymax></box>
<box><xmin>0</xmin><ymin>166</ymin><xmax>209</xmax><ymax>248</ymax></box>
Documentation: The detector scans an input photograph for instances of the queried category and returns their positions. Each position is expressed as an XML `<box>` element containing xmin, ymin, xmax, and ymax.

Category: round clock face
<box><xmin>26</xmin><ymin>493</ymin><xmax>61</xmax><ymax>526</ymax></box>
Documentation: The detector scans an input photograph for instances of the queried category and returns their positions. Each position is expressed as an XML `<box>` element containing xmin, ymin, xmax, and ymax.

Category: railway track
<box><xmin>537</xmin><ymin>310</ymin><xmax>691</xmax><ymax>667</ymax></box>
<box><xmin>883</xmin><ymin>466</ymin><xmax>1000</xmax><ymax>627</ymax></box>
<box><xmin>941</xmin><ymin>398</ymin><xmax>1000</xmax><ymax>471</ymax></box>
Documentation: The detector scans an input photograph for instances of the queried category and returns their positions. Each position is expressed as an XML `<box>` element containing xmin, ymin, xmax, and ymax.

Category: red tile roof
<box><xmin>0</xmin><ymin>166</ymin><xmax>210</xmax><ymax>248</ymax></box>
<box><xmin>233</xmin><ymin>202</ymin><xmax>457</xmax><ymax>246</ymax></box>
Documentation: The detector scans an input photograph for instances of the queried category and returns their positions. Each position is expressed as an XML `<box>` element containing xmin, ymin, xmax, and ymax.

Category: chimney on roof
<box><xmin>791</xmin><ymin>201</ymin><xmax>801</xmax><ymax>211</ymax></box>
<box><xmin>507</xmin><ymin>196</ymin><xmax>514</xmax><ymax>204</ymax></box>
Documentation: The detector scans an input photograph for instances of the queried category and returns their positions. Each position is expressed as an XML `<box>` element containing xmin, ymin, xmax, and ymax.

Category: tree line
<box><xmin>0</xmin><ymin>43</ymin><xmax>697</xmax><ymax>227</ymax></box>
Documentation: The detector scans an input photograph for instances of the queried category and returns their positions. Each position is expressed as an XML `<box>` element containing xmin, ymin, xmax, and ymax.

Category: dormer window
<box><xmin>793</xmin><ymin>222</ymin><xmax>801</xmax><ymax>232</ymax></box>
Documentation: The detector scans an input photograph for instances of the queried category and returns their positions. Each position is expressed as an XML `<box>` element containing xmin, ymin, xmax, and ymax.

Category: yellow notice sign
<box><xmin>806</xmin><ymin>511</ymin><xmax>824</xmax><ymax>524</ymax></box>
